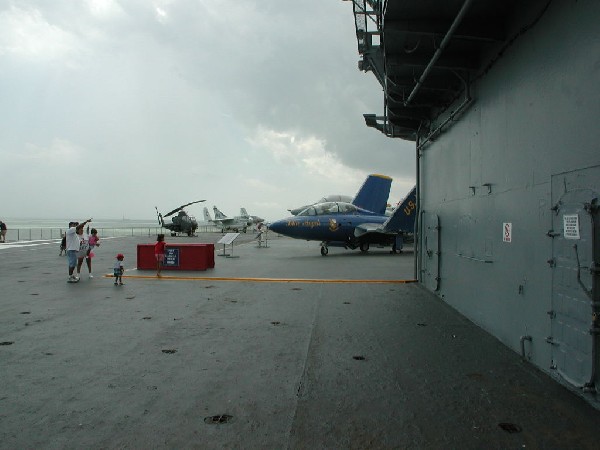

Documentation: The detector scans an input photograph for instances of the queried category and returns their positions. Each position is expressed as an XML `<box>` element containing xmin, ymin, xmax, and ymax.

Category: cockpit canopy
<box><xmin>297</xmin><ymin>202</ymin><xmax>359</xmax><ymax>216</ymax></box>
<box><xmin>173</xmin><ymin>213</ymin><xmax>195</xmax><ymax>223</ymax></box>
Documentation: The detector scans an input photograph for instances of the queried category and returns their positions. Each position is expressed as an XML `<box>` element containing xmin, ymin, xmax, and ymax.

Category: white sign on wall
<box><xmin>503</xmin><ymin>222</ymin><xmax>512</xmax><ymax>243</ymax></box>
<box><xmin>563</xmin><ymin>214</ymin><xmax>580</xmax><ymax>240</ymax></box>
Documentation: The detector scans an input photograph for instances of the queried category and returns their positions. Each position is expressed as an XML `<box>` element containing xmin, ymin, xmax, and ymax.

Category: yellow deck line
<box><xmin>103</xmin><ymin>274</ymin><xmax>416</xmax><ymax>284</ymax></box>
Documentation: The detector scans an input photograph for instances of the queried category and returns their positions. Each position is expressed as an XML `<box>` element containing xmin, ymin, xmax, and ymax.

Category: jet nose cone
<box><xmin>268</xmin><ymin>219</ymin><xmax>286</xmax><ymax>235</ymax></box>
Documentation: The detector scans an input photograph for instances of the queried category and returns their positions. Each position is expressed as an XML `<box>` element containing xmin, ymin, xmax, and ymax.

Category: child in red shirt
<box><xmin>155</xmin><ymin>234</ymin><xmax>166</xmax><ymax>277</ymax></box>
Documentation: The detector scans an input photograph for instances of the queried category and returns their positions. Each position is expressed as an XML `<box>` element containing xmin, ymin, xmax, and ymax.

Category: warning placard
<box><xmin>165</xmin><ymin>247</ymin><xmax>180</xmax><ymax>267</ymax></box>
<box><xmin>563</xmin><ymin>214</ymin><xmax>580</xmax><ymax>240</ymax></box>
<box><xmin>503</xmin><ymin>223</ymin><xmax>512</xmax><ymax>243</ymax></box>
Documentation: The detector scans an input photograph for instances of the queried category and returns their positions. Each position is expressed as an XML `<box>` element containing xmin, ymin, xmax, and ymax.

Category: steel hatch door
<box><xmin>421</xmin><ymin>211</ymin><xmax>440</xmax><ymax>291</ymax></box>
<box><xmin>550</xmin><ymin>168</ymin><xmax>599</xmax><ymax>388</ymax></box>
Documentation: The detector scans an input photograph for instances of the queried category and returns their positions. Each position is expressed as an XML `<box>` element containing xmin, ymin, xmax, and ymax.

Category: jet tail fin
<box><xmin>352</xmin><ymin>174</ymin><xmax>392</xmax><ymax>215</ymax></box>
<box><xmin>382</xmin><ymin>186</ymin><xmax>417</xmax><ymax>233</ymax></box>
<box><xmin>203</xmin><ymin>207</ymin><xmax>212</xmax><ymax>222</ymax></box>
<box><xmin>240</xmin><ymin>208</ymin><xmax>249</xmax><ymax>218</ymax></box>
<box><xmin>213</xmin><ymin>206</ymin><xmax>227</xmax><ymax>219</ymax></box>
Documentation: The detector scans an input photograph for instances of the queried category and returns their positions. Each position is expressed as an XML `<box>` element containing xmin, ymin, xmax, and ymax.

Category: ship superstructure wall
<box><xmin>417</xmin><ymin>0</ymin><xmax>600</xmax><ymax>391</ymax></box>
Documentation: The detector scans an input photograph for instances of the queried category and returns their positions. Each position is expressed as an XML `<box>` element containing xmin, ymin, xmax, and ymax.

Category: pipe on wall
<box><xmin>404</xmin><ymin>0</ymin><xmax>475</xmax><ymax>107</ymax></box>
<box><xmin>414</xmin><ymin>133</ymin><xmax>421</xmax><ymax>280</ymax></box>
<box><xmin>584</xmin><ymin>200</ymin><xmax>599</xmax><ymax>393</ymax></box>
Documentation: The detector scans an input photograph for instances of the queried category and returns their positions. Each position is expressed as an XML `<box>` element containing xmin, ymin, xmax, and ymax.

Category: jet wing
<box><xmin>354</xmin><ymin>223</ymin><xmax>385</xmax><ymax>238</ymax></box>
<box><xmin>212</xmin><ymin>218</ymin><xmax>235</xmax><ymax>225</ymax></box>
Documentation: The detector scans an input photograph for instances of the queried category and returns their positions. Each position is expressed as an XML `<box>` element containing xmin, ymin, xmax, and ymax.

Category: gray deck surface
<box><xmin>1</xmin><ymin>232</ymin><xmax>599</xmax><ymax>449</ymax></box>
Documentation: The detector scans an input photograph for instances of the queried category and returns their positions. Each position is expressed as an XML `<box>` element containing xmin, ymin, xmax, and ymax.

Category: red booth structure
<box><xmin>137</xmin><ymin>243</ymin><xmax>215</xmax><ymax>271</ymax></box>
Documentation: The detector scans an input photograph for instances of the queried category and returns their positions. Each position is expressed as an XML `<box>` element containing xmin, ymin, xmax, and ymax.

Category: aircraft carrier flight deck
<box><xmin>1</xmin><ymin>232</ymin><xmax>599</xmax><ymax>449</ymax></box>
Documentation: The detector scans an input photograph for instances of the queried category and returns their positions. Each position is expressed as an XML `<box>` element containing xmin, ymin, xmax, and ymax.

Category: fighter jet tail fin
<box><xmin>213</xmin><ymin>206</ymin><xmax>227</xmax><ymax>220</ymax></box>
<box><xmin>352</xmin><ymin>174</ymin><xmax>392</xmax><ymax>215</ymax></box>
<box><xmin>382</xmin><ymin>186</ymin><xmax>417</xmax><ymax>233</ymax></box>
<box><xmin>203</xmin><ymin>207</ymin><xmax>212</xmax><ymax>222</ymax></box>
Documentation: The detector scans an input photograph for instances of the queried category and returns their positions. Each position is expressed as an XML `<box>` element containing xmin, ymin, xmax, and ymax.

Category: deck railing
<box><xmin>2</xmin><ymin>226</ymin><xmax>222</xmax><ymax>242</ymax></box>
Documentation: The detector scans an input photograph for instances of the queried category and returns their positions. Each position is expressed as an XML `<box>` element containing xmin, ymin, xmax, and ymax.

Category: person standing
<box><xmin>75</xmin><ymin>227</ymin><xmax>90</xmax><ymax>279</ymax></box>
<box><xmin>0</xmin><ymin>220</ymin><xmax>7</xmax><ymax>243</ymax></box>
<box><xmin>113</xmin><ymin>253</ymin><xmax>125</xmax><ymax>285</ymax></box>
<box><xmin>155</xmin><ymin>234</ymin><xmax>167</xmax><ymax>277</ymax></box>
<box><xmin>66</xmin><ymin>218</ymin><xmax>92</xmax><ymax>283</ymax></box>
<box><xmin>85</xmin><ymin>228</ymin><xmax>100</xmax><ymax>278</ymax></box>
<box><xmin>59</xmin><ymin>232</ymin><xmax>66</xmax><ymax>256</ymax></box>
<box><xmin>255</xmin><ymin>222</ymin><xmax>265</xmax><ymax>245</ymax></box>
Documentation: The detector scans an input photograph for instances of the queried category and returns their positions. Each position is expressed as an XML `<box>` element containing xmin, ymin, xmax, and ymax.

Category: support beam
<box><xmin>386</xmin><ymin>52</ymin><xmax>480</xmax><ymax>71</ymax></box>
<box><xmin>384</xmin><ymin>19</ymin><xmax>505</xmax><ymax>42</ymax></box>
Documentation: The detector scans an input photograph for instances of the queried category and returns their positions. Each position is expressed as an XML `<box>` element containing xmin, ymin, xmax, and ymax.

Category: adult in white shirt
<box><xmin>66</xmin><ymin>218</ymin><xmax>92</xmax><ymax>283</ymax></box>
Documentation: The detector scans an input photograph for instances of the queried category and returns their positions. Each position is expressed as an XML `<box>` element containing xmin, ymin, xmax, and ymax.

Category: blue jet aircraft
<box><xmin>269</xmin><ymin>174</ymin><xmax>416</xmax><ymax>255</ymax></box>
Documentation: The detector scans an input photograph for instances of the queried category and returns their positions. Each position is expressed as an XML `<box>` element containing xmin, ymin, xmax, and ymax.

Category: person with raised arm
<box><xmin>66</xmin><ymin>218</ymin><xmax>92</xmax><ymax>283</ymax></box>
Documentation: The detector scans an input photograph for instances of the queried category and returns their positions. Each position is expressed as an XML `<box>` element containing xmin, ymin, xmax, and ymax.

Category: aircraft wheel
<box><xmin>360</xmin><ymin>242</ymin><xmax>369</xmax><ymax>252</ymax></box>
<box><xmin>187</xmin><ymin>231</ymin><xmax>192</xmax><ymax>236</ymax></box>
<box><xmin>171</xmin><ymin>232</ymin><xmax>177</xmax><ymax>237</ymax></box>
<box><xmin>320</xmin><ymin>246</ymin><xmax>328</xmax><ymax>256</ymax></box>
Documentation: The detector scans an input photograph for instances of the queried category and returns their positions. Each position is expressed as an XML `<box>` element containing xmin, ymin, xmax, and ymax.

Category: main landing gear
<box><xmin>320</xmin><ymin>240</ymin><xmax>399</xmax><ymax>256</ymax></box>
<box><xmin>320</xmin><ymin>242</ymin><xmax>369</xmax><ymax>255</ymax></box>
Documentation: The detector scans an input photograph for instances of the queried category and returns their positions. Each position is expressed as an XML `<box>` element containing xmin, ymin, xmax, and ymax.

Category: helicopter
<box><xmin>155</xmin><ymin>200</ymin><xmax>206</xmax><ymax>236</ymax></box>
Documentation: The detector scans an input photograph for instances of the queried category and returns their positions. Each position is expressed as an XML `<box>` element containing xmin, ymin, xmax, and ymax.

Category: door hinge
<box><xmin>547</xmin><ymin>310</ymin><xmax>556</xmax><ymax>319</ymax></box>
<box><xmin>546</xmin><ymin>230</ymin><xmax>560</xmax><ymax>238</ymax></box>
<box><xmin>546</xmin><ymin>336</ymin><xmax>559</xmax><ymax>346</ymax></box>
<box><xmin>547</xmin><ymin>258</ymin><xmax>556</xmax><ymax>268</ymax></box>
<box><xmin>584</xmin><ymin>200</ymin><xmax>599</xmax><ymax>215</ymax></box>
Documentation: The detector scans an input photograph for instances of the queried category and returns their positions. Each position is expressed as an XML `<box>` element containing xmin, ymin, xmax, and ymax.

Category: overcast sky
<box><xmin>0</xmin><ymin>0</ymin><xmax>415</xmax><ymax>222</ymax></box>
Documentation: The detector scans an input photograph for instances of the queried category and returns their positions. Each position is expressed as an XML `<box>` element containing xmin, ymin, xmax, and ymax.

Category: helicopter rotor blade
<box><xmin>155</xmin><ymin>207</ymin><xmax>164</xmax><ymax>226</ymax></box>
<box><xmin>163</xmin><ymin>200</ymin><xmax>206</xmax><ymax>217</ymax></box>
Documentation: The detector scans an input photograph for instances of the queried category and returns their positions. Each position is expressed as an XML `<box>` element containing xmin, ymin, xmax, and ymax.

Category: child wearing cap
<box><xmin>114</xmin><ymin>253</ymin><xmax>125</xmax><ymax>285</ymax></box>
